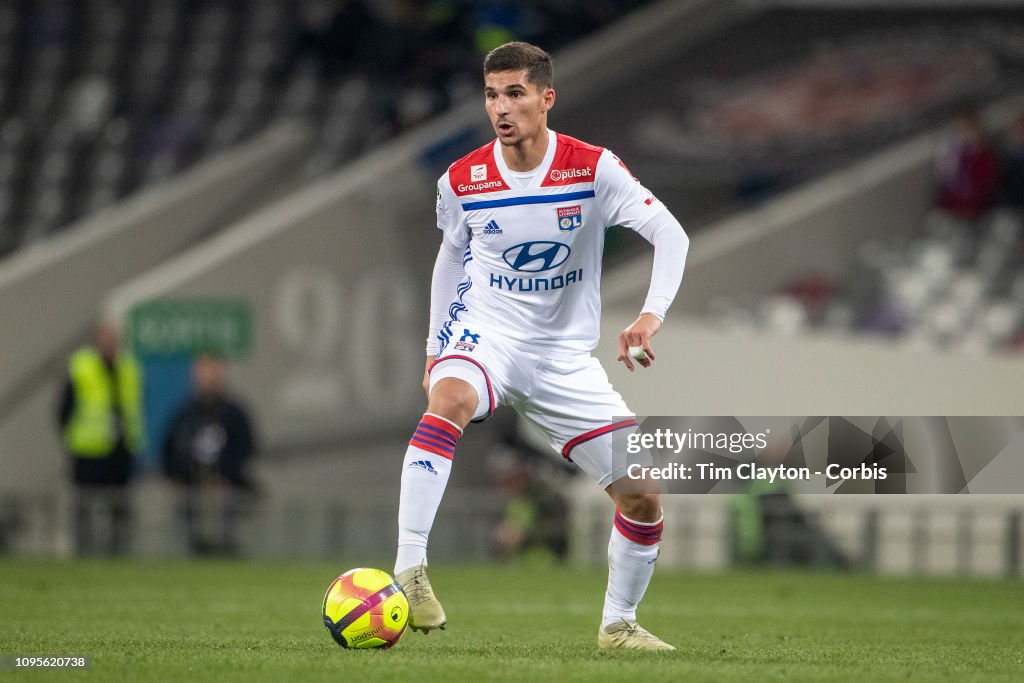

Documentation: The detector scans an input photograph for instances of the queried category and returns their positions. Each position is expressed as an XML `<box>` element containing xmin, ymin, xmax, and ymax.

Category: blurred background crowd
<box><xmin>0</xmin><ymin>0</ymin><xmax>647</xmax><ymax>254</ymax></box>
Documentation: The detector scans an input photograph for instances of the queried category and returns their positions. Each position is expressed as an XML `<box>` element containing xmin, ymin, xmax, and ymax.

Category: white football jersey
<box><xmin>434</xmin><ymin>129</ymin><xmax>667</xmax><ymax>354</ymax></box>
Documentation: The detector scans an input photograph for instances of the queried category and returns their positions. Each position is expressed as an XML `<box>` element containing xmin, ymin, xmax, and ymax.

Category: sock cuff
<box><xmin>613</xmin><ymin>508</ymin><xmax>663</xmax><ymax>545</ymax></box>
<box><xmin>409</xmin><ymin>413</ymin><xmax>463</xmax><ymax>460</ymax></box>
<box><xmin>424</xmin><ymin>412</ymin><xmax>464</xmax><ymax>434</ymax></box>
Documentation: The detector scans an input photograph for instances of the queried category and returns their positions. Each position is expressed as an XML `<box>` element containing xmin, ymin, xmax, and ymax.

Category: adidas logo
<box><xmin>409</xmin><ymin>459</ymin><xmax>438</xmax><ymax>475</ymax></box>
<box><xmin>482</xmin><ymin>220</ymin><xmax>502</xmax><ymax>235</ymax></box>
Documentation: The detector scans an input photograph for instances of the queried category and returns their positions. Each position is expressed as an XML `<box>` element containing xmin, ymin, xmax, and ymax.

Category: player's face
<box><xmin>484</xmin><ymin>70</ymin><xmax>554</xmax><ymax>146</ymax></box>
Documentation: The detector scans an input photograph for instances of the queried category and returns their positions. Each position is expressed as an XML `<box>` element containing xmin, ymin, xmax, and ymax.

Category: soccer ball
<box><xmin>322</xmin><ymin>568</ymin><xmax>409</xmax><ymax>649</ymax></box>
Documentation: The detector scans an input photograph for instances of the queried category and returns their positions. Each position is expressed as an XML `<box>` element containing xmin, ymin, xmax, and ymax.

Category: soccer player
<box><xmin>394</xmin><ymin>42</ymin><xmax>689</xmax><ymax>651</ymax></box>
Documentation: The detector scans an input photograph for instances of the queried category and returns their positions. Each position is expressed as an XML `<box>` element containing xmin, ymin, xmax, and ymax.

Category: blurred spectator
<box><xmin>934</xmin><ymin>109</ymin><xmax>999</xmax><ymax>222</ymax></box>
<box><xmin>491</xmin><ymin>452</ymin><xmax>570</xmax><ymax>562</ymax></box>
<box><xmin>473</xmin><ymin>2</ymin><xmax>520</xmax><ymax>55</ymax></box>
<box><xmin>56</xmin><ymin>321</ymin><xmax>144</xmax><ymax>555</ymax></box>
<box><xmin>730</xmin><ymin>442</ymin><xmax>849</xmax><ymax>568</ymax></box>
<box><xmin>998</xmin><ymin>114</ymin><xmax>1024</xmax><ymax>211</ymax></box>
<box><xmin>162</xmin><ymin>355</ymin><xmax>258</xmax><ymax>556</ymax></box>
<box><xmin>488</xmin><ymin>415</ymin><xmax>571</xmax><ymax>563</ymax></box>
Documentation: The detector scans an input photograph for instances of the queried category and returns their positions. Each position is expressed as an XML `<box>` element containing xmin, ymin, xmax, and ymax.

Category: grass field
<box><xmin>1</xmin><ymin>559</ymin><xmax>1022</xmax><ymax>682</ymax></box>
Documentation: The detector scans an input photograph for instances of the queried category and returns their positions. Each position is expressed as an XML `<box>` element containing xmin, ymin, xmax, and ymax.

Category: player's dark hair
<box><xmin>483</xmin><ymin>42</ymin><xmax>553</xmax><ymax>90</ymax></box>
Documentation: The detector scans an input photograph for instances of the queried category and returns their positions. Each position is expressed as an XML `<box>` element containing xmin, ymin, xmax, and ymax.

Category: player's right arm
<box><xmin>423</xmin><ymin>174</ymin><xmax>470</xmax><ymax>395</ymax></box>
<box><xmin>423</xmin><ymin>239</ymin><xmax>466</xmax><ymax>394</ymax></box>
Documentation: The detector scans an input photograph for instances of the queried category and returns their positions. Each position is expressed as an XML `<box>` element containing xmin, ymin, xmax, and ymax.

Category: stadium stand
<box><xmin>6</xmin><ymin>2</ymin><xmax>1017</xmax><ymax>259</ymax></box>
<box><xmin>564</xmin><ymin>7</ymin><xmax>1024</xmax><ymax>238</ymax></box>
<box><xmin>0</xmin><ymin>0</ymin><xmax>651</xmax><ymax>257</ymax></box>
<box><xmin>702</xmin><ymin>119</ymin><xmax>1024</xmax><ymax>356</ymax></box>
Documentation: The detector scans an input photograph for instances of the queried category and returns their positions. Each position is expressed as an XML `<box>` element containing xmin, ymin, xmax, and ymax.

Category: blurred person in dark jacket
<box><xmin>162</xmin><ymin>354</ymin><xmax>257</xmax><ymax>555</ymax></box>
<box><xmin>935</xmin><ymin>109</ymin><xmax>999</xmax><ymax>222</ymax></box>
<box><xmin>57</xmin><ymin>321</ymin><xmax>145</xmax><ymax>555</ymax></box>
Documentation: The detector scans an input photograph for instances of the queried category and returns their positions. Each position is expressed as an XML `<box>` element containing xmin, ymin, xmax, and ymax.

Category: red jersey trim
<box><xmin>448</xmin><ymin>142</ymin><xmax>509</xmax><ymax>197</ymax></box>
<box><xmin>541</xmin><ymin>133</ymin><xmax>603</xmax><ymax>187</ymax></box>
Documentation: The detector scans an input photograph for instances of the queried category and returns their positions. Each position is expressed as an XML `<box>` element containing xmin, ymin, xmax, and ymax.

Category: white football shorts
<box><xmin>429</xmin><ymin>323</ymin><xmax>641</xmax><ymax>487</ymax></box>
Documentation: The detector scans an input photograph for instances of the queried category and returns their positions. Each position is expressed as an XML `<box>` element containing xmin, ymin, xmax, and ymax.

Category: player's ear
<box><xmin>542</xmin><ymin>87</ymin><xmax>556</xmax><ymax>112</ymax></box>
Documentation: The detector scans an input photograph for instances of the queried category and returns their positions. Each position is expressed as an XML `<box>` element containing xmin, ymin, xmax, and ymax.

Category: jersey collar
<box><xmin>492</xmin><ymin>129</ymin><xmax>558</xmax><ymax>190</ymax></box>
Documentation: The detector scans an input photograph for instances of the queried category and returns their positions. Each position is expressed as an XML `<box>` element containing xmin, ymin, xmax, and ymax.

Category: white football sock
<box><xmin>394</xmin><ymin>413</ymin><xmax>461</xmax><ymax>575</ymax></box>
<box><xmin>602</xmin><ymin>509</ymin><xmax>663</xmax><ymax>629</ymax></box>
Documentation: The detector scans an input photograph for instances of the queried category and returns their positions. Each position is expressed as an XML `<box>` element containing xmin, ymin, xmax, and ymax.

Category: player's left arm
<box><xmin>618</xmin><ymin>210</ymin><xmax>688</xmax><ymax>371</ymax></box>
<box><xmin>595</xmin><ymin>151</ymin><xmax>689</xmax><ymax>371</ymax></box>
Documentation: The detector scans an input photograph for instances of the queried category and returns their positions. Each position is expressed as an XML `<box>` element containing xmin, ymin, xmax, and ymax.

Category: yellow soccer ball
<box><xmin>322</xmin><ymin>568</ymin><xmax>409</xmax><ymax>649</ymax></box>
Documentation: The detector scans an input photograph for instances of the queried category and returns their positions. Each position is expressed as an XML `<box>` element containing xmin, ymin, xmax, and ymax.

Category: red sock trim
<box><xmin>409</xmin><ymin>413</ymin><xmax>462</xmax><ymax>460</ymax></box>
<box><xmin>613</xmin><ymin>508</ymin><xmax>663</xmax><ymax>546</ymax></box>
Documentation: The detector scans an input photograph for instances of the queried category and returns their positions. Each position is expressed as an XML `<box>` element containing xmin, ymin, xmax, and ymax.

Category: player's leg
<box><xmin>565</xmin><ymin>432</ymin><xmax>673</xmax><ymax>650</ymax></box>
<box><xmin>394</xmin><ymin>377</ymin><xmax>473</xmax><ymax>633</ymax></box>
<box><xmin>109</xmin><ymin>485</ymin><xmax>131</xmax><ymax>556</ymax></box>
<box><xmin>395</xmin><ymin>378</ymin><xmax>477</xmax><ymax>575</ymax></box>
<box><xmin>522</xmin><ymin>355</ymin><xmax>673</xmax><ymax>650</ymax></box>
<box><xmin>394</xmin><ymin>355</ymin><xmax>496</xmax><ymax>633</ymax></box>
<box><xmin>72</xmin><ymin>485</ymin><xmax>93</xmax><ymax>556</ymax></box>
<box><xmin>600</xmin><ymin>474</ymin><xmax>673</xmax><ymax>650</ymax></box>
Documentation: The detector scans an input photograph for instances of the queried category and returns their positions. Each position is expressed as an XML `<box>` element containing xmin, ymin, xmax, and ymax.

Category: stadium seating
<box><xmin>707</xmin><ymin>207</ymin><xmax>1024</xmax><ymax>355</ymax></box>
<box><xmin>0</xmin><ymin>0</ymin><xmax>650</xmax><ymax>258</ymax></box>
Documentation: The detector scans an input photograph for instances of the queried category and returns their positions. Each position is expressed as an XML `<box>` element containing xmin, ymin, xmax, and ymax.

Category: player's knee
<box><xmin>616</xmin><ymin>491</ymin><xmax>661</xmax><ymax>523</ymax></box>
<box><xmin>427</xmin><ymin>378</ymin><xmax>479</xmax><ymax>427</ymax></box>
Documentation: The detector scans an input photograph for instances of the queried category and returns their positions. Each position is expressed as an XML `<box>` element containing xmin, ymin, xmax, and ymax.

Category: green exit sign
<box><xmin>128</xmin><ymin>299</ymin><xmax>252</xmax><ymax>358</ymax></box>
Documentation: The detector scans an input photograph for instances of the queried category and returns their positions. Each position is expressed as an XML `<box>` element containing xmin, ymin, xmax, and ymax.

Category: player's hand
<box><xmin>617</xmin><ymin>313</ymin><xmax>661</xmax><ymax>371</ymax></box>
<box><xmin>423</xmin><ymin>355</ymin><xmax>434</xmax><ymax>396</ymax></box>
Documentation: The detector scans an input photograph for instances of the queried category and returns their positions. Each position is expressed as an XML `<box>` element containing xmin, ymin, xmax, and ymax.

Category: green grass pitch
<box><xmin>1</xmin><ymin>559</ymin><xmax>1022</xmax><ymax>682</ymax></box>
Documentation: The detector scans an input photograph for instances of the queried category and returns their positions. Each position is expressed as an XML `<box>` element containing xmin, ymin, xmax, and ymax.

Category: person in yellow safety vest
<box><xmin>56</xmin><ymin>321</ymin><xmax>144</xmax><ymax>555</ymax></box>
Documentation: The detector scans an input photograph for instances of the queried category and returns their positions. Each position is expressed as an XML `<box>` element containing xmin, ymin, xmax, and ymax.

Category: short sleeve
<box><xmin>594</xmin><ymin>149</ymin><xmax>667</xmax><ymax>231</ymax></box>
<box><xmin>436</xmin><ymin>172</ymin><xmax>469</xmax><ymax>248</ymax></box>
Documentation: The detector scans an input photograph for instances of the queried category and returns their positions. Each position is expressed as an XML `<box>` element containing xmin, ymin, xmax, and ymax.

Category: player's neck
<box><xmin>500</xmin><ymin>129</ymin><xmax>549</xmax><ymax>172</ymax></box>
